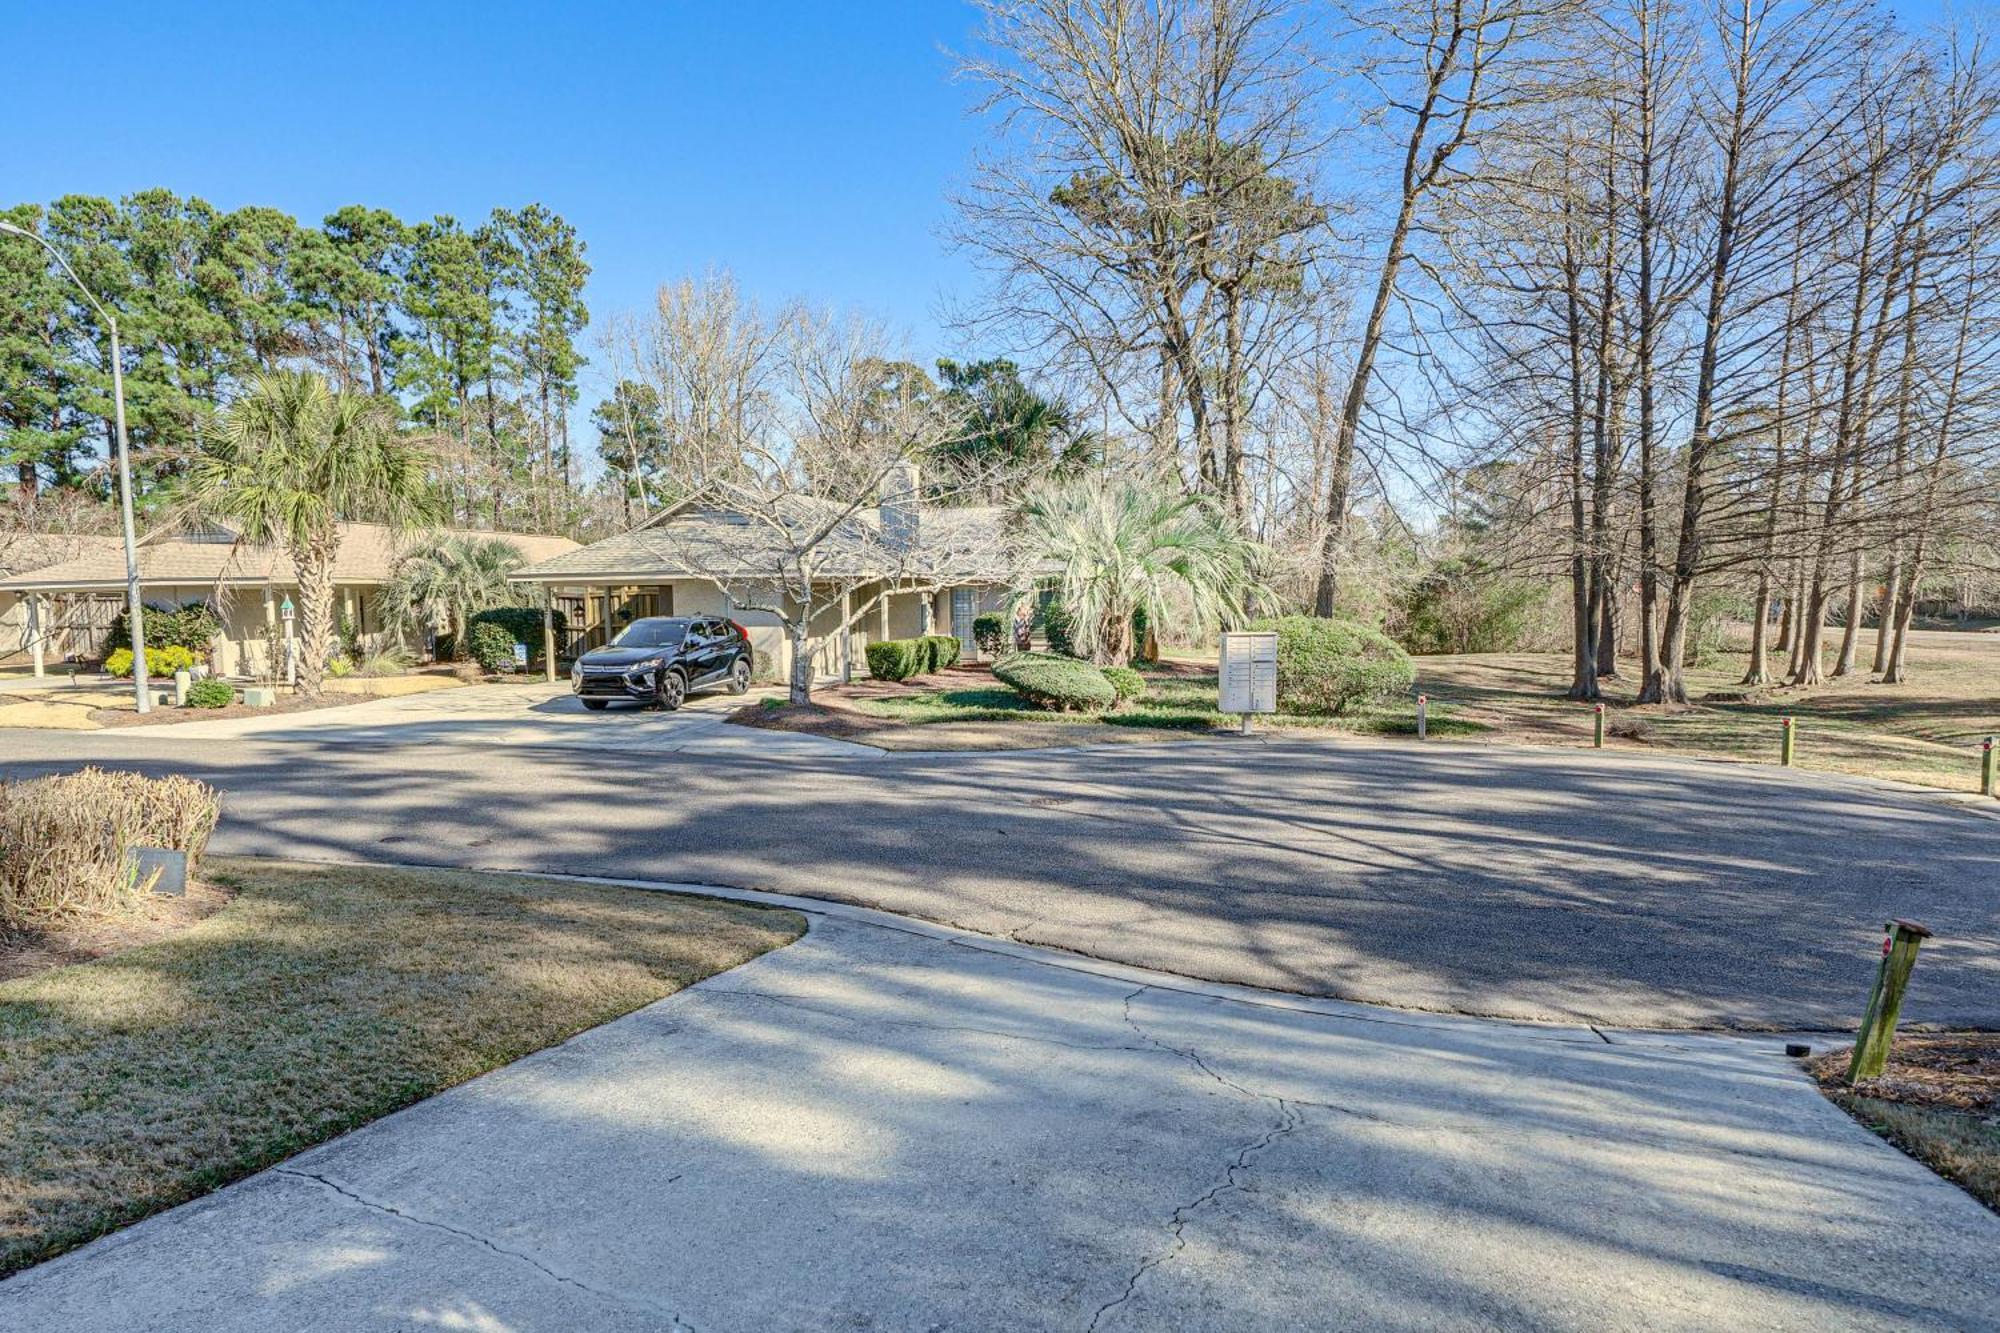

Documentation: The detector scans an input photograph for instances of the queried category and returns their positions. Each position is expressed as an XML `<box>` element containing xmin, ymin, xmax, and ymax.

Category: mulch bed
<box><xmin>1811</xmin><ymin>1034</ymin><xmax>2000</xmax><ymax>1114</ymax></box>
<box><xmin>730</xmin><ymin>664</ymin><xmax>1001</xmax><ymax>739</ymax></box>
<box><xmin>0</xmin><ymin>880</ymin><xmax>235</xmax><ymax>983</ymax></box>
<box><xmin>88</xmin><ymin>693</ymin><xmax>363</xmax><ymax>727</ymax></box>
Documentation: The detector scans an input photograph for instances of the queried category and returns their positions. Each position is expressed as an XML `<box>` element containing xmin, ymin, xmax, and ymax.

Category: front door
<box><xmin>952</xmin><ymin>588</ymin><xmax>977</xmax><ymax>657</ymax></box>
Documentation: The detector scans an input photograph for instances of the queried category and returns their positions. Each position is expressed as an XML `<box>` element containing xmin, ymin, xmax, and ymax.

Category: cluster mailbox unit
<box><xmin>1218</xmin><ymin>631</ymin><xmax>1279</xmax><ymax>733</ymax></box>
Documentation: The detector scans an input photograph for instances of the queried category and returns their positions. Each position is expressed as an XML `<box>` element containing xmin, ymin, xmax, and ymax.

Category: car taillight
<box><xmin>729</xmin><ymin>620</ymin><xmax>748</xmax><ymax>643</ymax></box>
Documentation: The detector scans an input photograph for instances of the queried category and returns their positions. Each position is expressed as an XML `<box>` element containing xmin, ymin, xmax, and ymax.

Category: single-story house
<box><xmin>0</xmin><ymin>522</ymin><xmax>577</xmax><ymax>678</ymax></box>
<box><xmin>508</xmin><ymin>467</ymin><xmax>1023</xmax><ymax>683</ymax></box>
<box><xmin>0</xmin><ymin>533</ymin><xmax>126</xmax><ymax>667</ymax></box>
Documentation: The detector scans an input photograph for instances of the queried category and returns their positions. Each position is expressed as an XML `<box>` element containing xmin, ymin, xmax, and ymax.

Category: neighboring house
<box><xmin>0</xmin><ymin>522</ymin><xmax>577</xmax><ymax>677</ymax></box>
<box><xmin>0</xmin><ymin>534</ymin><xmax>126</xmax><ymax>667</ymax></box>
<box><xmin>508</xmin><ymin>467</ymin><xmax>1021</xmax><ymax>682</ymax></box>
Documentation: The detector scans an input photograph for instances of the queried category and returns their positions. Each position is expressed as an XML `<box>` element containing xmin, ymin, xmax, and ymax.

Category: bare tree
<box><xmin>1308</xmin><ymin>0</ymin><xmax>1576</xmax><ymax>615</ymax></box>
<box><xmin>640</xmin><ymin>307</ymin><xmax>1008</xmax><ymax>704</ymax></box>
<box><xmin>955</xmin><ymin>0</ymin><xmax>1332</xmax><ymax>518</ymax></box>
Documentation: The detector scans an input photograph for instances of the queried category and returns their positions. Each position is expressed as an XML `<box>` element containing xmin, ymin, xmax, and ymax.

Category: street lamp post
<box><xmin>0</xmin><ymin>220</ymin><xmax>150</xmax><ymax>713</ymax></box>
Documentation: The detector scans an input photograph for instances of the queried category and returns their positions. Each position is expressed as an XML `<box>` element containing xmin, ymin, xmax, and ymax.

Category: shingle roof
<box><xmin>0</xmin><ymin>523</ymin><xmax>579</xmax><ymax>591</ymax></box>
<box><xmin>511</xmin><ymin>491</ymin><xmax>1018</xmax><ymax>585</ymax></box>
<box><xmin>0</xmin><ymin>533</ymin><xmax>125</xmax><ymax>580</ymax></box>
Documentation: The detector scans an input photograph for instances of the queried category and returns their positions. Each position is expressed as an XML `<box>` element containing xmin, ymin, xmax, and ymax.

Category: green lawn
<box><xmin>853</xmin><ymin>667</ymin><xmax>1487</xmax><ymax>738</ymax></box>
<box><xmin>0</xmin><ymin>859</ymin><xmax>804</xmax><ymax>1276</ymax></box>
<box><xmin>828</xmin><ymin>626</ymin><xmax>1999</xmax><ymax>792</ymax></box>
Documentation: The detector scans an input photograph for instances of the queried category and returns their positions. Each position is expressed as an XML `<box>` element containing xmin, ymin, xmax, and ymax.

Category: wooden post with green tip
<box><xmin>1593</xmin><ymin>703</ymin><xmax>1604</xmax><ymax>749</ymax></box>
<box><xmin>1982</xmin><ymin>735</ymin><xmax>1995</xmax><ymax>798</ymax></box>
<box><xmin>1780</xmin><ymin>716</ymin><xmax>1796</xmax><ymax>767</ymax></box>
<box><xmin>1847</xmin><ymin>919</ymin><xmax>1933</xmax><ymax>1084</ymax></box>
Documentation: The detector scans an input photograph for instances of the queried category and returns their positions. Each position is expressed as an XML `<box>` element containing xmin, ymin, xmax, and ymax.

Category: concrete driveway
<box><xmin>5</xmin><ymin>885</ymin><xmax>1994</xmax><ymax>1331</ymax></box>
<box><xmin>123</xmin><ymin>680</ymin><xmax>876</xmax><ymax>758</ymax></box>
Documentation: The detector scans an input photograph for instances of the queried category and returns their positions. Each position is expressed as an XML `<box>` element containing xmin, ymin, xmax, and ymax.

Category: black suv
<box><xmin>571</xmin><ymin>616</ymin><xmax>754</xmax><ymax>711</ymax></box>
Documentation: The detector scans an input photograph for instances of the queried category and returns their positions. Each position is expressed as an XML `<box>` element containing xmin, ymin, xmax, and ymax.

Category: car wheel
<box><xmin>581</xmin><ymin>698</ymin><xmax>609</xmax><ymax>711</ymax></box>
<box><xmin>729</xmin><ymin>657</ymin><xmax>751</xmax><ymax>694</ymax></box>
<box><xmin>656</xmin><ymin>671</ymin><xmax>687</xmax><ymax>712</ymax></box>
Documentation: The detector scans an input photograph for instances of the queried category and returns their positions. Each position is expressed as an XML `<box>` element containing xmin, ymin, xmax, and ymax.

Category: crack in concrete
<box><xmin>1080</xmin><ymin>988</ymin><xmax>1331</xmax><ymax>1330</ymax></box>
<box><xmin>276</xmin><ymin>1168</ymin><xmax>696</xmax><ymax>1331</ymax></box>
<box><xmin>1084</xmin><ymin>1090</ymin><xmax>1305</xmax><ymax>1333</ymax></box>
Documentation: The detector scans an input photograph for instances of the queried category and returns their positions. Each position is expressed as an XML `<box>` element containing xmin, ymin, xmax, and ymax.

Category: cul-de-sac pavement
<box><xmin>3</xmin><ymin>687</ymin><xmax>1996</xmax><ymax>1331</ymax></box>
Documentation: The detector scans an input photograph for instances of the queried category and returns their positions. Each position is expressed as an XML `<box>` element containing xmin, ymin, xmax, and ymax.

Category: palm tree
<box><xmin>180</xmin><ymin>372</ymin><xmax>439</xmax><ymax>696</ymax></box>
<box><xmin>1015</xmin><ymin>474</ymin><xmax>1265</xmax><ymax>664</ymax></box>
<box><xmin>380</xmin><ymin>535</ymin><xmax>525</xmax><ymax>658</ymax></box>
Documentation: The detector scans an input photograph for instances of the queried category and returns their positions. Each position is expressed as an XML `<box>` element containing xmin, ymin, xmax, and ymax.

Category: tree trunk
<box><xmin>787</xmin><ymin>621</ymin><xmax>813</xmax><ymax>706</ymax></box>
<box><xmin>292</xmin><ymin>530</ymin><xmax>340</xmax><ymax>699</ymax></box>
<box><xmin>1870</xmin><ymin>555</ymin><xmax>1899</xmax><ymax>675</ymax></box>
<box><xmin>1596</xmin><ymin>581</ymin><xmax>1621</xmax><ymax>679</ymax></box>
<box><xmin>1744</xmin><ymin>574</ymin><xmax>1772</xmax><ymax>686</ymax></box>
<box><xmin>1833</xmin><ymin>549</ymin><xmax>1864</xmax><ymax>677</ymax></box>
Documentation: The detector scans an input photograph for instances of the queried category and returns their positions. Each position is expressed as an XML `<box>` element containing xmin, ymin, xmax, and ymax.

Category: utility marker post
<box><xmin>1780</xmin><ymin>716</ymin><xmax>1796</xmax><ymax>767</ymax></box>
<box><xmin>1593</xmin><ymin>703</ymin><xmax>1605</xmax><ymax>749</ymax></box>
<box><xmin>1847</xmin><ymin>919</ymin><xmax>1933</xmax><ymax>1084</ymax></box>
<box><xmin>1982</xmin><ymin>736</ymin><xmax>1995</xmax><ymax>799</ymax></box>
<box><xmin>1416</xmin><ymin>693</ymin><xmax>1428</xmax><ymax>740</ymax></box>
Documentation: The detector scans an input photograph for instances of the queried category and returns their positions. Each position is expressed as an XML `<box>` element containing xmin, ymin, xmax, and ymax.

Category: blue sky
<box><xmin>4</xmin><ymin>1</ymin><xmax>992</xmax><ymax>398</ymax></box>
<box><xmin>3</xmin><ymin>0</ymin><xmax>1973</xmax><ymax>420</ymax></box>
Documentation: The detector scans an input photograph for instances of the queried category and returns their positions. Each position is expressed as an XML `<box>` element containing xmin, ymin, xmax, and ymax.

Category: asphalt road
<box><xmin>10</xmin><ymin>902</ymin><xmax>1995</xmax><ymax>1330</ymax></box>
<box><xmin>6</xmin><ymin>717</ymin><xmax>1997</xmax><ymax>1029</ymax></box>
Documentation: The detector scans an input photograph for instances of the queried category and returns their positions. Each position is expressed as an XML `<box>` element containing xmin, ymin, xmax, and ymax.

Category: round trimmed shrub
<box><xmin>104</xmin><ymin>645</ymin><xmax>198</xmax><ymax>679</ymax></box>
<box><xmin>185</xmin><ymin>678</ymin><xmax>236</xmax><ymax>709</ymax></box>
<box><xmin>467</xmin><ymin>622</ymin><xmax>518</xmax><ymax>673</ymax></box>
<box><xmin>1249</xmin><ymin>615</ymin><xmax>1415</xmax><ymax>716</ymax></box>
<box><xmin>972</xmin><ymin>612</ymin><xmax>1008</xmax><ymax>657</ymax></box>
<box><xmin>1101</xmin><ymin>665</ymin><xmax>1145</xmax><ymax>702</ymax></box>
<box><xmin>993</xmin><ymin>652</ymin><xmax>1117</xmax><ymax>713</ymax></box>
<box><xmin>865</xmin><ymin>638</ymin><xmax>924</xmax><ymax>681</ymax></box>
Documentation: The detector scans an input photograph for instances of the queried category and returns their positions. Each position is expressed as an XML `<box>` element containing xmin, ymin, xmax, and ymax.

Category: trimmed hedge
<box><xmin>972</xmin><ymin>612</ymin><xmax>1008</xmax><ymax>656</ymax></box>
<box><xmin>104</xmin><ymin>645</ymin><xmax>197</xmax><ymax>679</ymax></box>
<box><xmin>921</xmin><ymin>635</ymin><xmax>961</xmax><ymax>671</ymax></box>
<box><xmin>439</xmin><ymin>606</ymin><xmax>568</xmax><ymax>664</ymax></box>
<box><xmin>1101</xmin><ymin>665</ymin><xmax>1145</xmax><ymax>702</ymax></box>
<box><xmin>1040</xmin><ymin>598</ymin><xmax>1078</xmax><ymax>657</ymax></box>
<box><xmin>185</xmin><ymin>678</ymin><xmax>236</xmax><ymax>709</ymax></box>
<box><xmin>470</xmin><ymin>605</ymin><xmax>567</xmax><ymax>651</ymax></box>
<box><xmin>1248</xmin><ymin>615</ymin><xmax>1415</xmax><ymax>716</ymax></box>
<box><xmin>467</xmin><ymin>622</ymin><xmax>518</xmax><ymax>673</ymax></box>
<box><xmin>106</xmin><ymin>602</ymin><xmax>221</xmax><ymax>655</ymax></box>
<box><xmin>867</xmin><ymin>634</ymin><xmax>963</xmax><ymax>680</ymax></box>
<box><xmin>993</xmin><ymin>652</ymin><xmax>1117</xmax><ymax>713</ymax></box>
<box><xmin>866</xmin><ymin>638</ymin><xmax>924</xmax><ymax>681</ymax></box>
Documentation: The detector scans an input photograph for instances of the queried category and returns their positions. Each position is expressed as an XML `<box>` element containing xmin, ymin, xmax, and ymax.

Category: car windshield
<box><xmin>610</xmin><ymin>619</ymin><xmax>687</xmax><ymax>649</ymax></box>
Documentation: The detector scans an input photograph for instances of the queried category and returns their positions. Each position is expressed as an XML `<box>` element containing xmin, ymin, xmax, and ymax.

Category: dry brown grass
<box><xmin>0</xmin><ymin>858</ymin><xmax>804</xmax><ymax>1276</ymax></box>
<box><xmin>1407</xmin><ymin>628</ymin><xmax>2000</xmax><ymax>792</ymax></box>
<box><xmin>0</xmin><ymin>770</ymin><xmax>221</xmax><ymax>928</ymax></box>
<box><xmin>1812</xmin><ymin>1035</ymin><xmax>2000</xmax><ymax>1213</ymax></box>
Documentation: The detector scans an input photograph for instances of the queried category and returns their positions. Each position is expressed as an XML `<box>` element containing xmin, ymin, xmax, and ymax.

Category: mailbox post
<box><xmin>1218</xmin><ymin>632</ymin><xmax>1278</xmax><ymax>735</ymax></box>
<box><xmin>280</xmin><ymin>595</ymin><xmax>297</xmax><ymax>688</ymax></box>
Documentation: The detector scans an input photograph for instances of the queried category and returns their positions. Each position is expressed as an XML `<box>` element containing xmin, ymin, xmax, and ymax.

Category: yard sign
<box><xmin>1218</xmin><ymin>632</ymin><xmax>1278</xmax><ymax>733</ymax></box>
